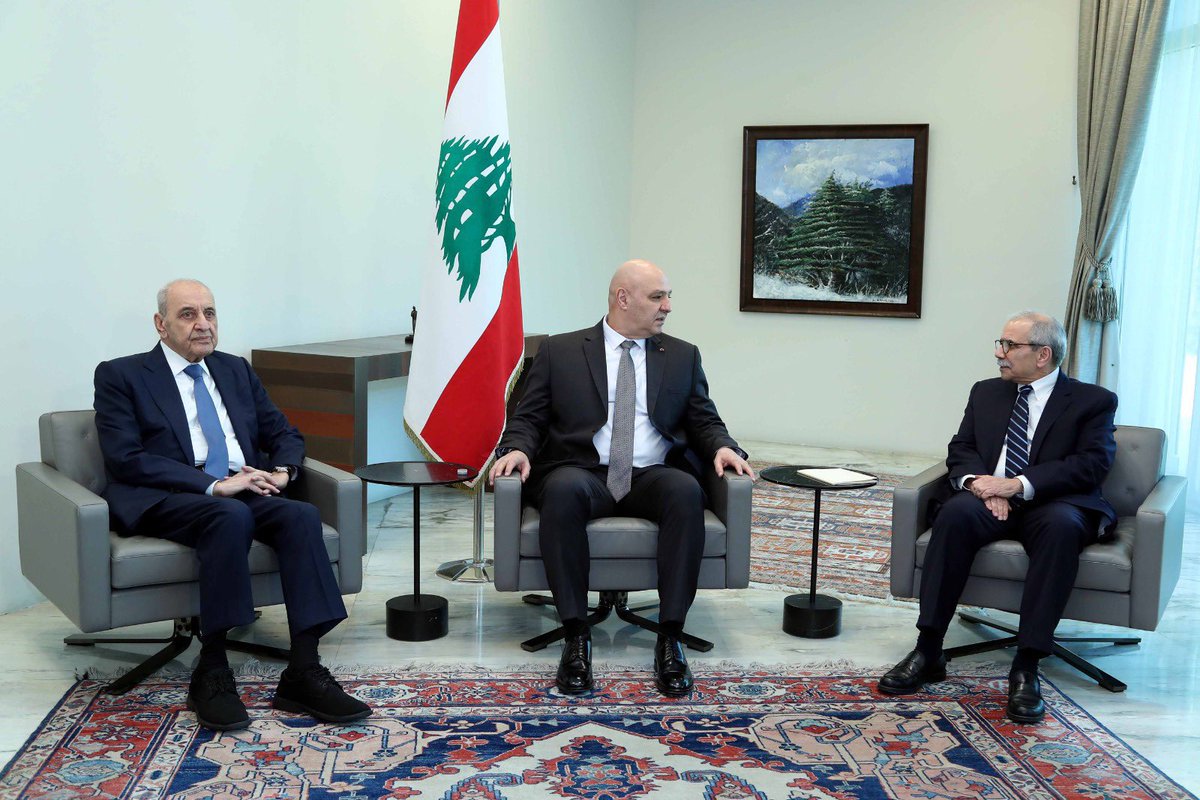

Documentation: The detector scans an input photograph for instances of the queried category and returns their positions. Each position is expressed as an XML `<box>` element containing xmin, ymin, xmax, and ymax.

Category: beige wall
<box><xmin>628</xmin><ymin>0</ymin><xmax>1080</xmax><ymax>456</ymax></box>
<box><xmin>0</xmin><ymin>0</ymin><xmax>636</xmax><ymax>612</ymax></box>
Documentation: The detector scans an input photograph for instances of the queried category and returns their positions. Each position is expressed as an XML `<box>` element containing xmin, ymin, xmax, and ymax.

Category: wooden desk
<box><xmin>252</xmin><ymin>333</ymin><xmax>545</xmax><ymax>472</ymax></box>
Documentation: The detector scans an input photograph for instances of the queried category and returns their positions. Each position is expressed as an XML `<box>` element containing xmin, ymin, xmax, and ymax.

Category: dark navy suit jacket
<box><xmin>94</xmin><ymin>344</ymin><xmax>304</xmax><ymax>533</ymax></box>
<box><xmin>498</xmin><ymin>321</ymin><xmax>740</xmax><ymax>488</ymax></box>
<box><xmin>944</xmin><ymin>371</ymin><xmax>1118</xmax><ymax>536</ymax></box>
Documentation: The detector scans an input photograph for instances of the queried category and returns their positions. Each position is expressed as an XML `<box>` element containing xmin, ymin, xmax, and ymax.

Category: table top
<box><xmin>760</xmin><ymin>465</ymin><xmax>878</xmax><ymax>491</ymax></box>
<box><xmin>355</xmin><ymin>461</ymin><xmax>478</xmax><ymax>487</ymax></box>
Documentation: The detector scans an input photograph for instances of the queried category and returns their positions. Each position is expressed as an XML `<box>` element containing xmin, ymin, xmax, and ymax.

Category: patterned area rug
<box><xmin>3</xmin><ymin>665</ymin><xmax>1193</xmax><ymax>799</ymax></box>
<box><xmin>751</xmin><ymin>465</ymin><xmax>901</xmax><ymax>598</ymax></box>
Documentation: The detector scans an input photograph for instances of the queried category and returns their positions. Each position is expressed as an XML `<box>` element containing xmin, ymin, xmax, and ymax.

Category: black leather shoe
<box><xmin>556</xmin><ymin>633</ymin><xmax>593</xmax><ymax>695</ymax></box>
<box><xmin>654</xmin><ymin>635</ymin><xmax>694</xmax><ymax>697</ymax></box>
<box><xmin>1006</xmin><ymin>670</ymin><xmax>1045</xmax><ymax>724</ymax></box>
<box><xmin>187</xmin><ymin>666</ymin><xmax>249</xmax><ymax>731</ymax></box>
<box><xmin>877</xmin><ymin>649</ymin><xmax>948</xmax><ymax>695</ymax></box>
<box><xmin>273</xmin><ymin>664</ymin><xmax>371</xmax><ymax>723</ymax></box>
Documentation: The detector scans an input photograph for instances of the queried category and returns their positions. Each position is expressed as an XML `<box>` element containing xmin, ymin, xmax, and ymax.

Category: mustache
<box><xmin>997</xmin><ymin>359</ymin><xmax>1011</xmax><ymax>368</ymax></box>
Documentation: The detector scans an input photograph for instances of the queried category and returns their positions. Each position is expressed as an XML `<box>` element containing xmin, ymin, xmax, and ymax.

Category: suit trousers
<box><xmin>917</xmin><ymin>490</ymin><xmax>1097</xmax><ymax>653</ymax></box>
<box><xmin>132</xmin><ymin>491</ymin><xmax>348</xmax><ymax>638</ymax></box>
<box><xmin>532</xmin><ymin>464</ymin><xmax>706</xmax><ymax>624</ymax></box>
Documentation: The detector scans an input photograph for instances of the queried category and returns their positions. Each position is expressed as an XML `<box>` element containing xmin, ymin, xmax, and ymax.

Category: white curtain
<box><xmin>1116</xmin><ymin>0</ymin><xmax>1200</xmax><ymax>512</ymax></box>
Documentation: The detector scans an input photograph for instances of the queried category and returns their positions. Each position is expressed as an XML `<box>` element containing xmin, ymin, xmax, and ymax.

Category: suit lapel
<box><xmin>206</xmin><ymin>354</ymin><xmax>256</xmax><ymax>462</ymax></box>
<box><xmin>583</xmin><ymin>324</ymin><xmax>607</xmax><ymax>408</ymax></box>
<box><xmin>142</xmin><ymin>345</ymin><xmax>195</xmax><ymax>464</ymax></box>
<box><xmin>1030</xmin><ymin>371</ymin><xmax>1072</xmax><ymax>463</ymax></box>
<box><xmin>646</xmin><ymin>334</ymin><xmax>665</xmax><ymax>415</ymax></box>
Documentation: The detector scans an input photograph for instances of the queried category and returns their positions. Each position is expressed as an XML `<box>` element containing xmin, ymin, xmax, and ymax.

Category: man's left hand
<box><xmin>969</xmin><ymin>475</ymin><xmax>1022</xmax><ymax>499</ymax></box>
<box><xmin>714</xmin><ymin>447</ymin><xmax>756</xmax><ymax>480</ymax></box>
<box><xmin>243</xmin><ymin>465</ymin><xmax>289</xmax><ymax>492</ymax></box>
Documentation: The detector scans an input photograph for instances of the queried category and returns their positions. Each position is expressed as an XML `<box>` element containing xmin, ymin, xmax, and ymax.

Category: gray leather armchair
<box><xmin>16</xmin><ymin>410</ymin><xmax>365</xmax><ymax>694</ymax></box>
<box><xmin>493</xmin><ymin>468</ymin><xmax>753</xmax><ymax>652</ymax></box>
<box><xmin>891</xmin><ymin>424</ymin><xmax>1186</xmax><ymax>691</ymax></box>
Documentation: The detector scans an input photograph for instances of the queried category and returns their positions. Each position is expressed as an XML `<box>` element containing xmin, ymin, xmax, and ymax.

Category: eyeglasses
<box><xmin>994</xmin><ymin>339</ymin><xmax>1045</xmax><ymax>355</ymax></box>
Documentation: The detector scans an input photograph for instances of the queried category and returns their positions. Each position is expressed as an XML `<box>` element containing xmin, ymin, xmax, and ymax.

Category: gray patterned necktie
<box><xmin>607</xmin><ymin>340</ymin><xmax>636</xmax><ymax>501</ymax></box>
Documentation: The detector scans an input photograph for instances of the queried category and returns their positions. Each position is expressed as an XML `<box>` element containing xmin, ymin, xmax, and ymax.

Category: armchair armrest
<box><xmin>492</xmin><ymin>475</ymin><xmax>524</xmax><ymax>591</ymax></box>
<box><xmin>704</xmin><ymin>468</ymin><xmax>753</xmax><ymax>588</ymax></box>
<box><xmin>889</xmin><ymin>461</ymin><xmax>948</xmax><ymax>599</ymax></box>
<box><xmin>1129</xmin><ymin>474</ymin><xmax>1187</xmax><ymax>630</ymax></box>
<box><xmin>15</xmin><ymin>462</ymin><xmax>113</xmax><ymax>632</ymax></box>
<box><xmin>295</xmin><ymin>458</ymin><xmax>365</xmax><ymax>593</ymax></box>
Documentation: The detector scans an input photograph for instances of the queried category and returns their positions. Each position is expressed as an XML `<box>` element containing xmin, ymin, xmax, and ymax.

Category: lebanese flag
<box><xmin>403</xmin><ymin>0</ymin><xmax>524</xmax><ymax>486</ymax></box>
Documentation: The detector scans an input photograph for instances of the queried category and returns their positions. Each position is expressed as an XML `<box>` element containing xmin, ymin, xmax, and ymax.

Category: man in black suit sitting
<box><xmin>878</xmin><ymin>312</ymin><xmax>1118</xmax><ymax>724</ymax></box>
<box><xmin>488</xmin><ymin>259</ymin><xmax>754</xmax><ymax>697</ymax></box>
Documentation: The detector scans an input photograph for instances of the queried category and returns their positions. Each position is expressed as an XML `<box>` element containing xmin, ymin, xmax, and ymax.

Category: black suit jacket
<box><xmin>498</xmin><ymin>321</ymin><xmax>740</xmax><ymax>487</ymax></box>
<box><xmin>944</xmin><ymin>371</ymin><xmax>1118</xmax><ymax>535</ymax></box>
<box><xmin>94</xmin><ymin>345</ymin><xmax>305</xmax><ymax>533</ymax></box>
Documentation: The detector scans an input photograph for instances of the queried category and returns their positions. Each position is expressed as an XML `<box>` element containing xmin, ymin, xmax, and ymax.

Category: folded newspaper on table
<box><xmin>796</xmin><ymin>467</ymin><xmax>875</xmax><ymax>486</ymax></box>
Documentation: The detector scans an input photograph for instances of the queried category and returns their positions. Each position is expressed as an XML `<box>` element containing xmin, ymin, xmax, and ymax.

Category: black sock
<box><xmin>916</xmin><ymin>629</ymin><xmax>944</xmax><ymax>659</ymax></box>
<box><xmin>658</xmin><ymin>620</ymin><xmax>684</xmax><ymax>637</ymax></box>
<box><xmin>289</xmin><ymin>627</ymin><xmax>322</xmax><ymax>671</ymax></box>
<box><xmin>1011</xmin><ymin>647</ymin><xmax>1043</xmax><ymax>675</ymax></box>
<box><xmin>561</xmin><ymin>618</ymin><xmax>590</xmax><ymax>638</ymax></box>
<box><xmin>197</xmin><ymin>630</ymin><xmax>229</xmax><ymax>673</ymax></box>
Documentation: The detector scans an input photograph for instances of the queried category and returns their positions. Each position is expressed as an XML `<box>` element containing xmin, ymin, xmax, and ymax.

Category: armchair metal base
<box><xmin>519</xmin><ymin>591</ymin><xmax>715</xmax><ymax>654</ymax></box>
<box><xmin>66</xmin><ymin>615</ymin><xmax>290</xmax><ymax>695</ymax></box>
<box><xmin>945</xmin><ymin>610</ymin><xmax>1139</xmax><ymax>693</ymax></box>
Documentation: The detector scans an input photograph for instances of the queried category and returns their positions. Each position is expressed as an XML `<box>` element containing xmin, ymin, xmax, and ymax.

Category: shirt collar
<box><xmin>1027</xmin><ymin>368</ymin><xmax>1059</xmax><ymax>399</ymax></box>
<box><xmin>160</xmin><ymin>341</ymin><xmax>209</xmax><ymax>377</ymax></box>
<box><xmin>601</xmin><ymin>317</ymin><xmax>644</xmax><ymax>351</ymax></box>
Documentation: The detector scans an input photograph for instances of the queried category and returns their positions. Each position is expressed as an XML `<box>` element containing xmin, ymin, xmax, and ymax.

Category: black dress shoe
<box><xmin>654</xmin><ymin>635</ymin><xmax>693</xmax><ymax>697</ymax></box>
<box><xmin>556</xmin><ymin>633</ymin><xmax>593</xmax><ymax>695</ymax></box>
<box><xmin>877</xmin><ymin>648</ymin><xmax>948</xmax><ymax>695</ymax></box>
<box><xmin>273</xmin><ymin>664</ymin><xmax>372</xmax><ymax>723</ymax></box>
<box><xmin>1006</xmin><ymin>669</ymin><xmax>1045</xmax><ymax>724</ymax></box>
<box><xmin>187</xmin><ymin>666</ymin><xmax>250</xmax><ymax>731</ymax></box>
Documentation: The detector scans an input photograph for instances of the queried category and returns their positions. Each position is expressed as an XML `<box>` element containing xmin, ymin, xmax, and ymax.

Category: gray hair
<box><xmin>157</xmin><ymin>279</ymin><xmax>209</xmax><ymax>316</ymax></box>
<box><xmin>1009</xmin><ymin>311</ymin><xmax>1067</xmax><ymax>367</ymax></box>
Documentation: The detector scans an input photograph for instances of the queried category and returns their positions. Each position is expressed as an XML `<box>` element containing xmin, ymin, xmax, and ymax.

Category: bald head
<box><xmin>606</xmin><ymin>259</ymin><xmax>672</xmax><ymax>339</ymax></box>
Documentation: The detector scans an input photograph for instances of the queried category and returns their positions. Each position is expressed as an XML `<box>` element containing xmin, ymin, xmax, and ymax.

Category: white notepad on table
<box><xmin>795</xmin><ymin>467</ymin><xmax>875</xmax><ymax>486</ymax></box>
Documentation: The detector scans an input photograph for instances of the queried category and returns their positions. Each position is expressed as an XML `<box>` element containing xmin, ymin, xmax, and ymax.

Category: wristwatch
<box><xmin>273</xmin><ymin>465</ymin><xmax>299</xmax><ymax>481</ymax></box>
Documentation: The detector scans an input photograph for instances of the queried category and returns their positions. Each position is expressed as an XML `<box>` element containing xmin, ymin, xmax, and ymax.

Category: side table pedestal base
<box><xmin>386</xmin><ymin>595</ymin><xmax>449</xmax><ymax>641</ymax></box>
<box><xmin>783</xmin><ymin>594</ymin><xmax>842</xmax><ymax>638</ymax></box>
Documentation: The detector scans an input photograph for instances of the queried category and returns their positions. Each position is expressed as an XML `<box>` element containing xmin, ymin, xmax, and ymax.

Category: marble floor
<box><xmin>2</xmin><ymin>440</ymin><xmax>1199</xmax><ymax>793</ymax></box>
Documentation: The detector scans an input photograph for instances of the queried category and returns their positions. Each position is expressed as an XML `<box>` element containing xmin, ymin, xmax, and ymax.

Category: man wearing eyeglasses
<box><xmin>878</xmin><ymin>311</ymin><xmax>1117</xmax><ymax>724</ymax></box>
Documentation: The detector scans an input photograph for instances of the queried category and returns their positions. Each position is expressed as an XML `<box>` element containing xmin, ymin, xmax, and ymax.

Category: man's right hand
<box><xmin>488</xmin><ymin>450</ymin><xmax>530</xmax><ymax>484</ymax></box>
<box><xmin>213</xmin><ymin>467</ymin><xmax>282</xmax><ymax>497</ymax></box>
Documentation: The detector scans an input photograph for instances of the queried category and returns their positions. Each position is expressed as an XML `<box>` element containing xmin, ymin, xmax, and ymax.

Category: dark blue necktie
<box><xmin>184</xmin><ymin>363</ymin><xmax>229</xmax><ymax>479</ymax></box>
<box><xmin>1004</xmin><ymin>384</ymin><xmax>1034</xmax><ymax>479</ymax></box>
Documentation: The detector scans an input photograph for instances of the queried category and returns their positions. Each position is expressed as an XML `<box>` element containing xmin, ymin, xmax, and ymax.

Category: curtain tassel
<box><xmin>1084</xmin><ymin>263</ymin><xmax>1118</xmax><ymax>323</ymax></box>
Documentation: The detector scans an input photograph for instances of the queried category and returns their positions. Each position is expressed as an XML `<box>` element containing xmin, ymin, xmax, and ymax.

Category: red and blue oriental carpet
<box><xmin>2</xmin><ymin>665</ymin><xmax>1193</xmax><ymax>799</ymax></box>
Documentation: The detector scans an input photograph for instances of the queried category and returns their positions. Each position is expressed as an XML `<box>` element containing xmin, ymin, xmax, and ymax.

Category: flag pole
<box><xmin>437</xmin><ymin>480</ymin><xmax>493</xmax><ymax>582</ymax></box>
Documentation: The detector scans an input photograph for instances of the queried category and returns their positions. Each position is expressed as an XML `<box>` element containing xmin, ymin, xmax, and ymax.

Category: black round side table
<box><xmin>354</xmin><ymin>461</ymin><xmax>477</xmax><ymax>641</ymax></box>
<box><xmin>759</xmin><ymin>465</ymin><xmax>878</xmax><ymax>639</ymax></box>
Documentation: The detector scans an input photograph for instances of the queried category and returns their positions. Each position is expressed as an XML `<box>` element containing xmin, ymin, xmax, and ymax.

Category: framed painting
<box><xmin>740</xmin><ymin>123</ymin><xmax>928</xmax><ymax>318</ymax></box>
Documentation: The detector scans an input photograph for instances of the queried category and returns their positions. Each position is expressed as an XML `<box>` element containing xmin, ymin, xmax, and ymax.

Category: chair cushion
<box><xmin>518</xmin><ymin>508</ymin><xmax>727</xmax><ymax>559</ymax></box>
<box><xmin>914</xmin><ymin>516</ymin><xmax>1135</xmax><ymax>593</ymax></box>
<box><xmin>110</xmin><ymin>523</ymin><xmax>341</xmax><ymax>589</ymax></box>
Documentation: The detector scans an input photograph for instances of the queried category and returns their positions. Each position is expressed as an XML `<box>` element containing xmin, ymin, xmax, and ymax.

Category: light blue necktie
<box><xmin>1004</xmin><ymin>384</ymin><xmax>1034</xmax><ymax>479</ymax></box>
<box><xmin>184</xmin><ymin>363</ymin><xmax>229</xmax><ymax>479</ymax></box>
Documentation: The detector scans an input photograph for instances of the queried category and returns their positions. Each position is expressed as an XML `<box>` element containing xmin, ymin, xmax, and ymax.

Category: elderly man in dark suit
<box><xmin>93</xmin><ymin>279</ymin><xmax>370</xmax><ymax>731</ymax></box>
<box><xmin>878</xmin><ymin>311</ymin><xmax>1117</xmax><ymax>724</ymax></box>
<box><xmin>488</xmin><ymin>259</ymin><xmax>754</xmax><ymax>697</ymax></box>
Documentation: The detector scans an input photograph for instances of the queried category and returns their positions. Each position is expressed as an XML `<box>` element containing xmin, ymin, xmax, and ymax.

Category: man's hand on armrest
<box><xmin>488</xmin><ymin>450</ymin><xmax>531</xmax><ymax>484</ymax></box>
<box><xmin>713</xmin><ymin>446</ymin><xmax>755</xmax><ymax>481</ymax></box>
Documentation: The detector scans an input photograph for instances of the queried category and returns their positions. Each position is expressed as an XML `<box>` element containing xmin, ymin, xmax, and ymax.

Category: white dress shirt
<box><xmin>592</xmin><ymin>318</ymin><xmax>671</xmax><ymax>468</ymax></box>
<box><xmin>957</xmin><ymin>368</ymin><xmax>1059</xmax><ymax>500</ymax></box>
<box><xmin>160</xmin><ymin>343</ymin><xmax>247</xmax><ymax>490</ymax></box>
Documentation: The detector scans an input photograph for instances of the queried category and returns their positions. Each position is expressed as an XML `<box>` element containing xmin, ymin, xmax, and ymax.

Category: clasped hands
<box><xmin>213</xmin><ymin>465</ymin><xmax>289</xmax><ymax>497</ymax></box>
<box><xmin>965</xmin><ymin>475</ymin><xmax>1023</xmax><ymax>521</ymax></box>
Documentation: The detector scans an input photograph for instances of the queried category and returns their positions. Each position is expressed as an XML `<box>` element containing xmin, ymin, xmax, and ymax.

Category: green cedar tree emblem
<box><xmin>435</xmin><ymin>135</ymin><xmax>516</xmax><ymax>301</ymax></box>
